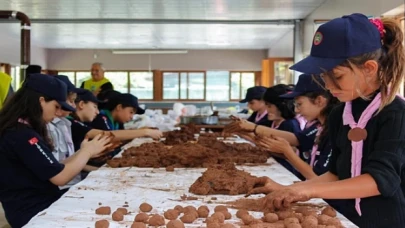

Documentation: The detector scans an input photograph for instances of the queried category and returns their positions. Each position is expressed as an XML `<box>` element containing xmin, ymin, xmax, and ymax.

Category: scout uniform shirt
<box><xmin>47</xmin><ymin>117</ymin><xmax>82</xmax><ymax>189</ymax></box>
<box><xmin>90</xmin><ymin>110</ymin><xmax>124</xmax><ymax>131</ymax></box>
<box><xmin>0</xmin><ymin>123</ymin><xmax>65</xmax><ymax>228</ymax></box>
<box><xmin>66</xmin><ymin>116</ymin><xmax>93</xmax><ymax>151</ymax></box>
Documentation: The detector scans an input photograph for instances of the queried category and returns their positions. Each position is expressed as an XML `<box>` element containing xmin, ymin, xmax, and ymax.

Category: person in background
<box><xmin>0</xmin><ymin>72</ymin><xmax>13</xmax><ymax>109</ymax></box>
<box><xmin>239</xmin><ymin>86</ymin><xmax>271</xmax><ymax>127</ymax></box>
<box><xmin>260</xmin><ymin>84</ymin><xmax>302</xmax><ymax>173</ymax></box>
<box><xmin>80</xmin><ymin>62</ymin><xmax>113</xmax><ymax>96</ymax></box>
<box><xmin>91</xmin><ymin>93</ymin><xmax>145</xmax><ymax>131</ymax></box>
<box><xmin>0</xmin><ymin>74</ymin><xmax>111</xmax><ymax>227</ymax></box>
<box><xmin>225</xmin><ymin>74</ymin><xmax>338</xmax><ymax>181</ymax></box>
<box><xmin>260</xmin><ymin>14</ymin><xmax>405</xmax><ymax>227</ymax></box>
<box><xmin>48</xmin><ymin>75</ymin><xmax>98</xmax><ymax>189</ymax></box>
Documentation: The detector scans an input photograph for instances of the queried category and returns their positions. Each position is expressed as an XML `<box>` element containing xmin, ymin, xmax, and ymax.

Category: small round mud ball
<box><xmin>321</xmin><ymin>206</ymin><xmax>337</xmax><ymax>218</ymax></box>
<box><xmin>134</xmin><ymin>213</ymin><xmax>149</xmax><ymax>223</ymax></box>
<box><xmin>95</xmin><ymin>220</ymin><xmax>109</xmax><ymax>228</ymax></box>
<box><xmin>164</xmin><ymin>209</ymin><xmax>180</xmax><ymax>220</ymax></box>
<box><xmin>263</xmin><ymin>213</ymin><xmax>278</xmax><ymax>223</ymax></box>
<box><xmin>148</xmin><ymin>214</ymin><xmax>165</xmax><ymax>226</ymax></box>
<box><xmin>95</xmin><ymin>206</ymin><xmax>111</xmax><ymax>215</ymax></box>
<box><xmin>112</xmin><ymin>211</ymin><xmax>124</xmax><ymax>221</ymax></box>
<box><xmin>166</xmin><ymin>220</ymin><xmax>185</xmax><ymax>228</ymax></box>
<box><xmin>139</xmin><ymin>203</ymin><xmax>153</xmax><ymax>212</ymax></box>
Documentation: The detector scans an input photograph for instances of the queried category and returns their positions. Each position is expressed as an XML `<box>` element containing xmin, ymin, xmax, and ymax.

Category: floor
<box><xmin>0</xmin><ymin>204</ymin><xmax>10</xmax><ymax>228</ymax></box>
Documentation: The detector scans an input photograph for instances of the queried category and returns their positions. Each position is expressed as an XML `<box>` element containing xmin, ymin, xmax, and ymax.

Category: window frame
<box><xmin>229</xmin><ymin>71</ymin><xmax>257</xmax><ymax>102</ymax></box>
<box><xmin>162</xmin><ymin>70</ymin><xmax>206</xmax><ymax>101</ymax></box>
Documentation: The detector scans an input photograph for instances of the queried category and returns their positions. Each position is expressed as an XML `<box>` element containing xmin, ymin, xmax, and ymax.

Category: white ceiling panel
<box><xmin>0</xmin><ymin>23</ymin><xmax>293</xmax><ymax>49</ymax></box>
<box><xmin>2</xmin><ymin>0</ymin><xmax>325</xmax><ymax>20</ymax></box>
<box><xmin>0</xmin><ymin>0</ymin><xmax>325</xmax><ymax>49</ymax></box>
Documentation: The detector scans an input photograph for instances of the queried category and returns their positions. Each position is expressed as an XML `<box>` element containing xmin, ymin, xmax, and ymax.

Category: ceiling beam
<box><xmin>0</xmin><ymin>18</ymin><xmax>299</xmax><ymax>25</ymax></box>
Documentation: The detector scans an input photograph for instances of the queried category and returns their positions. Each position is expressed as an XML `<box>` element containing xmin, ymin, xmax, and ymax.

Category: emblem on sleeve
<box><xmin>28</xmin><ymin>137</ymin><xmax>38</xmax><ymax>145</ymax></box>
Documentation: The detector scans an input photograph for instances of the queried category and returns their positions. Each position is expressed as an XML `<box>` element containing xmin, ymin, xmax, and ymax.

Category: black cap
<box><xmin>24</xmin><ymin>73</ymin><xmax>76</xmax><ymax>112</ymax></box>
<box><xmin>26</xmin><ymin>65</ymin><xmax>42</xmax><ymax>76</ymax></box>
<box><xmin>106</xmin><ymin>93</ymin><xmax>145</xmax><ymax>114</ymax></box>
<box><xmin>97</xmin><ymin>89</ymin><xmax>122</xmax><ymax>101</ymax></box>
<box><xmin>76</xmin><ymin>89</ymin><xmax>103</xmax><ymax>104</ymax></box>
<box><xmin>239</xmin><ymin>86</ymin><xmax>267</xmax><ymax>103</ymax></box>
<box><xmin>280</xmin><ymin>74</ymin><xmax>325</xmax><ymax>99</ymax></box>
<box><xmin>55</xmin><ymin>75</ymin><xmax>83</xmax><ymax>93</ymax></box>
<box><xmin>262</xmin><ymin>84</ymin><xmax>292</xmax><ymax>104</ymax></box>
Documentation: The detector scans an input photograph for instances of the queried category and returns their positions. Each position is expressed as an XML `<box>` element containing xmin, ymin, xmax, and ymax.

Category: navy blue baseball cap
<box><xmin>240</xmin><ymin>86</ymin><xmax>267</xmax><ymax>103</ymax></box>
<box><xmin>76</xmin><ymin>89</ymin><xmax>103</xmax><ymax>104</ymax></box>
<box><xmin>55</xmin><ymin>75</ymin><xmax>84</xmax><ymax>93</ymax></box>
<box><xmin>107</xmin><ymin>93</ymin><xmax>145</xmax><ymax>114</ymax></box>
<box><xmin>263</xmin><ymin>84</ymin><xmax>292</xmax><ymax>104</ymax></box>
<box><xmin>280</xmin><ymin>74</ymin><xmax>325</xmax><ymax>99</ymax></box>
<box><xmin>290</xmin><ymin>13</ymin><xmax>382</xmax><ymax>74</ymax></box>
<box><xmin>24</xmin><ymin>73</ymin><xmax>76</xmax><ymax>112</ymax></box>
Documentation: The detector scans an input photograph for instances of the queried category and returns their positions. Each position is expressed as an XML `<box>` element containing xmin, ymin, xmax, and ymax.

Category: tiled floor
<box><xmin>0</xmin><ymin>204</ymin><xmax>10</xmax><ymax>228</ymax></box>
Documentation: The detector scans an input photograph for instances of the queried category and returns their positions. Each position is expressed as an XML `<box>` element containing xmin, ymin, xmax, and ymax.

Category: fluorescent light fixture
<box><xmin>112</xmin><ymin>50</ymin><xmax>188</xmax><ymax>54</ymax></box>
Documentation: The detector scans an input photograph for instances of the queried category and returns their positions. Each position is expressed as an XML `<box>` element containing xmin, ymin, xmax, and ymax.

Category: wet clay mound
<box><xmin>189</xmin><ymin>164</ymin><xmax>262</xmax><ymax>195</ymax></box>
<box><xmin>164</xmin><ymin>124</ymin><xmax>200</xmax><ymax>145</ymax></box>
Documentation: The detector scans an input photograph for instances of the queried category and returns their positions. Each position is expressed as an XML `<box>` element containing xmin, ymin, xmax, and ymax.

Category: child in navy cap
<box><xmin>226</xmin><ymin>74</ymin><xmax>339</xmax><ymax>181</ymax></box>
<box><xmin>0</xmin><ymin>74</ymin><xmax>112</xmax><ymax>227</ymax></box>
<box><xmin>239</xmin><ymin>86</ymin><xmax>272</xmax><ymax>127</ymax></box>
<box><xmin>262</xmin><ymin>14</ymin><xmax>405</xmax><ymax>228</ymax></box>
<box><xmin>91</xmin><ymin>93</ymin><xmax>145</xmax><ymax>131</ymax></box>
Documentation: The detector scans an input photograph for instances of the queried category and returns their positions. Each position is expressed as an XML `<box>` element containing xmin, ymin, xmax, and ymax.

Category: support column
<box><xmin>293</xmin><ymin>20</ymin><xmax>304</xmax><ymax>83</ymax></box>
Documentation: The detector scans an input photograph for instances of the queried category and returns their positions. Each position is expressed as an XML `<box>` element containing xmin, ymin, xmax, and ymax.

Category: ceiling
<box><xmin>0</xmin><ymin>0</ymin><xmax>326</xmax><ymax>49</ymax></box>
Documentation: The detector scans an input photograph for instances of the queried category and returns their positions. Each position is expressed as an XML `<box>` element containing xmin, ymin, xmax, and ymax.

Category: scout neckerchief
<box><xmin>100</xmin><ymin>110</ymin><xmax>119</xmax><ymax>130</ymax></box>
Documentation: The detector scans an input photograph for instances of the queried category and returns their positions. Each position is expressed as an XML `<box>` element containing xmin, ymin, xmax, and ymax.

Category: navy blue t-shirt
<box><xmin>90</xmin><ymin>110</ymin><xmax>124</xmax><ymax>131</ymax></box>
<box><xmin>68</xmin><ymin>118</ymin><xmax>93</xmax><ymax>151</ymax></box>
<box><xmin>273</xmin><ymin>118</ymin><xmax>302</xmax><ymax>173</ymax></box>
<box><xmin>294</xmin><ymin>123</ymin><xmax>332</xmax><ymax>180</ymax></box>
<box><xmin>0</xmin><ymin>124</ymin><xmax>65</xmax><ymax>227</ymax></box>
<box><xmin>247</xmin><ymin>111</ymin><xmax>272</xmax><ymax>127</ymax></box>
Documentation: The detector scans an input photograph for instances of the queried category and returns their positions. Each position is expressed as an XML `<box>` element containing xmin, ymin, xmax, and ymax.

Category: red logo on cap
<box><xmin>29</xmin><ymin>137</ymin><xmax>38</xmax><ymax>145</ymax></box>
<box><xmin>313</xmin><ymin>32</ymin><xmax>323</xmax><ymax>46</ymax></box>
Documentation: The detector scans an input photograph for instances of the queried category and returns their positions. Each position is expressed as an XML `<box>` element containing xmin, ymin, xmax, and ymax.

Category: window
<box><xmin>230</xmin><ymin>72</ymin><xmax>255</xmax><ymax>100</ymax></box>
<box><xmin>76</xmin><ymin>72</ymin><xmax>90</xmax><ymax>88</ymax></box>
<box><xmin>10</xmin><ymin>66</ymin><xmax>21</xmax><ymax>90</ymax></box>
<box><xmin>274</xmin><ymin>61</ymin><xmax>294</xmax><ymax>85</ymax></box>
<box><xmin>104</xmin><ymin>72</ymin><xmax>128</xmax><ymax>94</ymax></box>
<box><xmin>129</xmin><ymin>72</ymin><xmax>154</xmax><ymax>99</ymax></box>
<box><xmin>206</xmin><ymin>71</ymin><xmax>230</xmax><ymax>101</ymax></box>
<box><xmin>163</xmin><ymin>72</ymin><xmax>205</xmax><ymax>100</ymax></box>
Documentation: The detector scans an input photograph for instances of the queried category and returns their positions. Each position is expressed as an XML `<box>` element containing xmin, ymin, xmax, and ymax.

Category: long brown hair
<box><xmin>324</xmin><ymin>18</ymin><xmax>405</xmax><ymax>111</ymax></box>
<box><xmin>0</xmin><ymin>88</ymin><xmax>54</xmax><ymax>150</ymax></box>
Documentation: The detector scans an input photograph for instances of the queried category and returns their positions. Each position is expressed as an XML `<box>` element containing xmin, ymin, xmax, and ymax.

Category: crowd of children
<box><xmin>0</xmin><ymin>12</ymin><xmax>404</xmax><ymax>228</ymax></box>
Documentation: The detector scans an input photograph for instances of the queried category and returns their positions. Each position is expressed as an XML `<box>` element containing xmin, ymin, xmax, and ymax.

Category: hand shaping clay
<box><xmin>95</xmin><ymin>206</ymin><xmax>111</xmax><ymax>215</ymax></box>
<box><xmin>139</xmin><ymin>203</ymin><xmax>153</xmax><ymax>212</ymax></box>
<box><xmin>95</xmin><ymin>220</ymin><xmax>109</xmax><ymax>228</ymax></box>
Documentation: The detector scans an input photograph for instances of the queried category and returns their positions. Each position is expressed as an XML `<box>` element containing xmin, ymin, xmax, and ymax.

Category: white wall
<box><xmin>47</xmin><ymin>49</ymin><xmax>266</xmax><ymax>71</ymax></box>
<box><xmin>267</xmin><ymin>30</ymin><xmax>294</xmax><ymax>58</ymax></box>
<box><xmin>0</xmin><ymin>24</ymin><xmax>48</xmax><ymax>68</ymax></box>
<box><xmin>303</xmin><ymin>0</ymin><xmax>404</xmax><ymax>55</ymax></box>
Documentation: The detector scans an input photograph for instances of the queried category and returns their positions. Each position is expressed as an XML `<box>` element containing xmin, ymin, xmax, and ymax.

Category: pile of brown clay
<box><xmin>189</xmin><ymin>164</ymin><xmax>262</xmax><ymax>195</ymax></box>
<box><xmin>95</xmin><ymin>219</ymin><xmax>109</xmax><ymax>228</ymax></box>
<box><xmin>164</xmin><ymin>124</ymin><xmax>199</xmax><ymax>145</ymax></box>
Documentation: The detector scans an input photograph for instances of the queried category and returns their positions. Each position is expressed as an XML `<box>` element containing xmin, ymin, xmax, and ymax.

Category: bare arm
<box><xmin>255</xmin><ymin>125</ymin><xmax>299</xmax><ymax>146</ymax></box>
<box><xmin>86</xmin><ymin>129</ymin><xmax>160</xmax><ymax>141</ymax></box>
<box><xmin>83</xmin><ymin>165</ymin><xmax>99</xmax><ymax>172</ymax></box>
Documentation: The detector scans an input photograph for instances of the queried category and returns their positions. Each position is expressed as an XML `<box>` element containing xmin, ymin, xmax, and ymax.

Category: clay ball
<box><xmin>301</xmin><ymin>215</ymin><xmax>319</xmax><ymax>228</ymax></box>
<box><xmin>166</xmin><ymin>166</ymin><xmax>175</xmax><ymax>172</ymax></box>
<box><xmin>263</xmin><ymin>213</ymin><xmax>279</xmax><ymax>223</ymax></box>
<box><xmin>325</xmin><ymin>226</ymin><xmax>336</xmax><ymax>228</ymax></box>
<box><xmin>241</xmin><ymin>214</ymin><xmax>255</xmax><ymax>225</ymax></box>
<box><xmin>220</xmin><ymin>211</ymin><xmax>232</xmax><ymax>220</ymax></box>
<box><xmin>317</xmin><ymin>226</ymin><xmax>327</xmax><ymax>228</ymax></box>
<box><xmin>180</xmin><ymin>213</ymin><xmax>196</xmax><ymax>224</ymax></box>
<box><xmin>112</xmin><ymin>211</ymin><xmax>124</xmax><ymax>221</ymax></box>
<box><xmin>236</xmin><ymin>209</ymin><xmax>249</xmax><ymax>219</ymax></box>
<box><xmin>197</xmin><ymin>207</ymin><xmax>210</xmax><ymax>218</ymax></box>
<box><xmin>139</xmin><ymin>203</ymin><xmax>153</xmax><ymax>212</ymax></box>
<box><xmin>148</xmin><ymin>214</ymin><xmax>165</xmax><ymax>226</ymax></box>
<box><xmin>211</xmin><ymin>212</ymin><xmax>225</xmax><ymax>223</ymax></box>
<box><xmin>95</xmin><ymin>219</ymin><xmax>109</xmax><ymax>228</ymax></box>
<box><xmin>276</xmin><ymin>210</ymin><xmax>292</xmax><ymax>220</ymax></box>
<box><xmin>214</xmin><ymin>205</ymin><xmax>228</xmax><ymax>212</ymax></box>
<box><xmin>206</xmin><ymin>222</ymin><xmax>221</xmax><ymax>228</ymax></box>
<box><xmin>116</xmin><ymin>208</ymin><xmax>128</xmax><ymax>215</ymax></box>
<box><xmin>131</xmin><ymin>222</ymin><xmax>146</xmax><ymax>228</ymax></box>
<box><xmin>321</xmin><ymin>206</ymin><xmax>337</xmax><ymax>218</ymax></box>
<box><xmin>286</xmin><ymin>224</ymin><xmax>302</xmax><ymax>228</ymax></box>
<box><xmin>174</xmin><ymin>205</ymin><xmax>184</xmax><ymax>213</ymax></box>
<box><xmin>293</xmin><ymin>213</ymin><xmax>304</xmax><ymax>223</ymax></box>
<box><xmin>164</xmin><ymin>209</ymin><xmax>180</xmax><ymax>220</ymax></box>
<box><xmin>318</xmin><ymin>214</ymin><xmax>332</xmax><ymax>225</ymax></box>
<box><xmin>326</xmin><ymin>217</ymin><xmax>342</xmax><ymax>227</ymax></box>
<box><xmin>95</xmin><ymin>206</ymin><xmax>111</xmax><ymax>215</ymax></box>
<box><xmin>134</xmin><ymin>213</ymin><xmax>149</xmax><ymax>223</ymax></box>
<box><xmin>167</xmin><ymin>220</ymin><xmax>185</xmax><ymax>228</ymax></box>
<box><xmin>221</xmin><ymin>224</ymin><xmax>236</xmax><ymax>228</ymax></box>
<box><xmin>284</xmin><ymin>217</ymin><xmax>300</xmax><ymax>225</ymax></box>
<box><xmin>183</xmin><ymin>206</ymin><xmax>197</xmax><ymax>213</ymax></box>
<box><xmin>302</xmin><ymin>210</ymin><xmax>318</xmax><ymax>217</ymax></box>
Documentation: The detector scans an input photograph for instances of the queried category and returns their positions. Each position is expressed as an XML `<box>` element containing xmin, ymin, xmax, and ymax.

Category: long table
<box><xmin>24</xmin><ymin>138</ymin><xmax>358</xmax><ymax>228</ymax></box>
